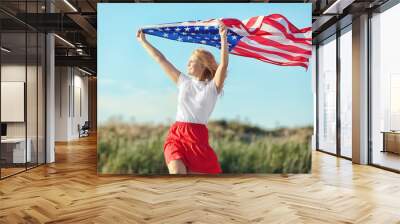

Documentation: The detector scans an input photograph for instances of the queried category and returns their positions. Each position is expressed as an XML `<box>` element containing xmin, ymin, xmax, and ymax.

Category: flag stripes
<box><xmin>142</xmin><ymin>13</ymin><xmax>311</xmax><ymax>69</ymax></box>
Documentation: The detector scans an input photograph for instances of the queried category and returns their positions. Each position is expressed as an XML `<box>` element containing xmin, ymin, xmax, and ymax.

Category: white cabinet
<box><xmin>1</xmin><ymin>138</ymin><xmax>32</xmax><ymax>163</ymax></box>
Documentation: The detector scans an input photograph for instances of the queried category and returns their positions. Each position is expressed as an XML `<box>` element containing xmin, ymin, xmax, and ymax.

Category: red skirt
<box><xmin>163</xmin><ymin>121</ymin><xmax>222</xmax><ymax>174</ymax></box>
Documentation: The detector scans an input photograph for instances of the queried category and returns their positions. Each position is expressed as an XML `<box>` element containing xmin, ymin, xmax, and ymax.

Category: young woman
<box><xmin>136</xmin><ymin>21</ymin><xmax>229</xmax><ymax>174</ymax></box>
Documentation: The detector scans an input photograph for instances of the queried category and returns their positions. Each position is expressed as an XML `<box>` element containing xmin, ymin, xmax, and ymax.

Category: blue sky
<box><xmin>98</xmin><ymin>3</ymin><xmax>313</xmax><ymax>129</ymax></box>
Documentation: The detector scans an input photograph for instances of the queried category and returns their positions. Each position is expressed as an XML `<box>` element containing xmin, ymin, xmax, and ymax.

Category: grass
<box><xmin>98</xmin><ymin>118</ymin><xmax>312</xmax><ymax>174</ymax></box>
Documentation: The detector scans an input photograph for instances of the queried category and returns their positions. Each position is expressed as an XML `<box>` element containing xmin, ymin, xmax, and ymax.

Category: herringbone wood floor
<box><xmin>1</xmin><ymin>134</ymin><xmax>400</xmax><ymax>224</ymax></box>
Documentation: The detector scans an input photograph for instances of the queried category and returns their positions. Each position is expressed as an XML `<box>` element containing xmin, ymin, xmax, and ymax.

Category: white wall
<box><xmin>55</xmin><ymin>66</ymin><xmax>69</xmax><ymax>141</ymax></box>
<box><xmin>55</xmin><ymin>67</ymin><xmax>89</xmax><ymax>141</ymax></box>
<box><xmin>72</xmin><ymin>72</ymin><xmax>89</xmax><ymax>138</ymax></box>
<box><xmin>1</xmin><ymin>65</ymin><xmax>39</xmax><ymax>138</ymax></box>
<box><xmin>1</xmin><ymin>65</ymin><xmax>26</xmax><ymax>135</ymax></box>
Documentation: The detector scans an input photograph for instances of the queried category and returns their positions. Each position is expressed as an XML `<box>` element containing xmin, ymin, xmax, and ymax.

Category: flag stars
<box><xmin>146</xmin><ymin>23</ymin><xmax>240</xmax><ymax>53</ymax></box>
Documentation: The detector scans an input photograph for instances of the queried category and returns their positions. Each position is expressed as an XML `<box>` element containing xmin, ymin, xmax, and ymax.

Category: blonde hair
<box><xmin>192</xmin><ymin>48</ymin><xmax>219</xmax><ymax>82</ymax></box>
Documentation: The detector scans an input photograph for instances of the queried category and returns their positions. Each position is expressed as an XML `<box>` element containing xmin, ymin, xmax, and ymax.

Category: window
<box><xmin>0</xmin><ymin>1</ymin><xmax>47</xmax><ymax>179</ymax></box>
<box><xmin>317</xmin><ymin>35</ymin><xmax>337</xmax><ymax>154</ymax></box>
<box><xmin>371</xmin><ymin>3</ymin><xmax>400</xmax><ymax>171</ymax></box>
<box><xmin>339</xmin><ymin>27</ymin><xmax>352</xmax><ymax>158</ymax></box>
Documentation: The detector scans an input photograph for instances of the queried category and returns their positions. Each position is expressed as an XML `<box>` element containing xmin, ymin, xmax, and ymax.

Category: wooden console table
<box><xmin>381</xmin><ymin>131</ymin><xmax>400</xmax><ymax>154</ymax></box>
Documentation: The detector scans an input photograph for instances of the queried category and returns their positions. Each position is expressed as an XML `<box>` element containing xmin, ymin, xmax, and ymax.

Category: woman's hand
<box><xmin>136</xmin><ymin>29</ymin><xmax>146</xmax><ymax>43</ymax></box>
<box><xmin>219</xmin><ymin>21</ymin><xmax>228</xmax><ymax>41</ymax></box>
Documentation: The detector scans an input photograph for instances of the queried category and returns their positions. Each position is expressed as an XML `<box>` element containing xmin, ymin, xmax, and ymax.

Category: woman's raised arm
<box><xmin>213</xmin><ymin>21</ymin><xmax>229</xmax><ymax>94</ymax></box>
<box><xmin>136</xmin><ymin>29</ymin><xmax>180</xmax><ymax>84</ymax></box>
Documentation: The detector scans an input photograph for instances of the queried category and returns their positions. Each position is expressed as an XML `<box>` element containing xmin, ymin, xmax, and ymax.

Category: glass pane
<box><xmin>38</xmin><ymin>32</ymin><xmax>45</xmax><ymax>165</ymax></box>
<box><xmin>340</xmin><ymin>28</ymin><xmax>352</xmax><ymax>158</ymax></box>
<box><xmin>27</xmin><ymin>31</ymin><xmax>38</xmax><ymax>169</ymax></box>
<box><xmin>371</xmin><ymin>4</ymin><xmax>400</xmax><ymax>171</ymax></box>
<box><xmin>1</xmin><ymin>31</ymin><xmax>27</xmax><ymax>177</ymax></box>
<box><xmin>318</xmin><ymin>36</ymin><xmax>337</xmax><ymax>154</ymax></box>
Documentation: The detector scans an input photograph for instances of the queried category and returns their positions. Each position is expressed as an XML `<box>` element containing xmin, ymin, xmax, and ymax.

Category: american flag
<box><xmin>141</xmin><ymin>14</ymin><xmax>312</xmax><ymax>69</ymax></box>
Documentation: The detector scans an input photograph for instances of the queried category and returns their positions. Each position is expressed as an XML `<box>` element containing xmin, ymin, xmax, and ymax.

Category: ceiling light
<box><xmin>1</xmin><ymin>47</ymin><xmax>11</xmax><ymax>53</ymax></box>
<box><xmin>78</xmin><ymin>67</ymin><xmax>92</xmax><ymax>76</ymax></box>
<box><xmin>322</xmin><ymin>0</ymin><xmax>355</xmax><ymax>15</ymax></box>
<box><xmin>63</xmin><ymin>0</ymin><xmax>78</xmax><ymax>12</ymax></box>
<box><xmin>54</xmin><ymin>34</ymin><xmax>75</xmax><ymax>48</ymax></box>
<box><xmin>76</xmin><ymin>48</ymin><xmax>84</xmax><ymax>55</ymax></box>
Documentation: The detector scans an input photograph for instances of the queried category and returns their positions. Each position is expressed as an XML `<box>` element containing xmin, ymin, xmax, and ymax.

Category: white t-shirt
<box><xmin>176</xmin><ymin>72</ymin><xmax>221</xmax><ymax>124</ymax></box>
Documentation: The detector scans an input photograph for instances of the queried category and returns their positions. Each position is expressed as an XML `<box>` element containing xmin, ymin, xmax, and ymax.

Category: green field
<box><xmin>98</xmin><ymin>119</ymin><xmax>312</xmax><ymax>174</ymax></box>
